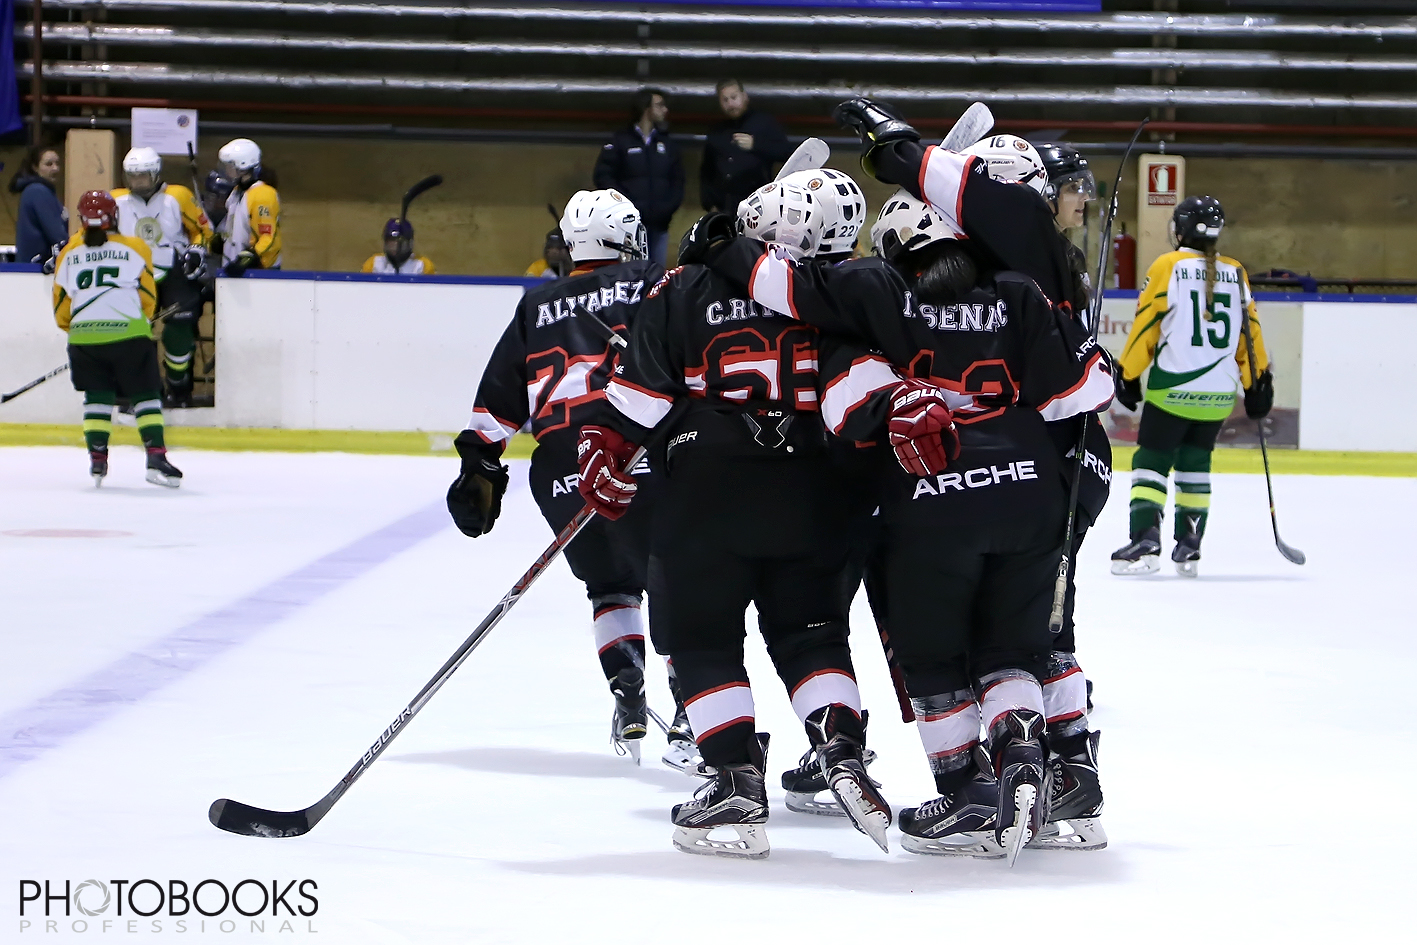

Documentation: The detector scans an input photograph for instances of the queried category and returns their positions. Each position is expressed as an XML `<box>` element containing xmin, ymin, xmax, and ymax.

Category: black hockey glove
<box><xmin>181</xmin><ymin>247</ymin><xmax>209</xmax><ymax>281</ymax></box>
<box><xmin>224</xmin><ymin>250</ymin><xmax>259</xmax><ymax>278</ymax></box>
<box><xmin>446</xmin><ymin>456</ymin><xmax>510</xmax><ymax>538</ymax></box>
<box><xmin>677</xmin><ymin>212</ymin><xmax>737</xmax><ymax>266</ymax></box>
<box><xmin>1116</xmin><ymin>375</ymin><xmax>1142</xmax><ymax>412</ymax></box>
<box><xmin>1244</xmin><ymin>369</ymin><xmax>1274</xmax><ymax>420</ymax></box>
<box><xmin>833</xmin><ymin>97</ymin><xmax>921</xmax><ymax>183</ymax></box>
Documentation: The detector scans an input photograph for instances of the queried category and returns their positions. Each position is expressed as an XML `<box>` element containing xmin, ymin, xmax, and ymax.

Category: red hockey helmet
<box><xmin>77</xmin><ymin>190</ymin><xmax>119</xmax><ymax>231</ymax></box>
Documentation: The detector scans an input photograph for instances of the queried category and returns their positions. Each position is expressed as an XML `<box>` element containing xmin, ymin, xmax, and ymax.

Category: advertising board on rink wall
<box><xmin>0</xmin><ymin>269</ymin><xmax>1412</xmax><ymax>452</ymax></box>
<box><xmin>637</xmin><ymin>0</ymin><xmax>1101</xmax><ymax>9</ymax></box>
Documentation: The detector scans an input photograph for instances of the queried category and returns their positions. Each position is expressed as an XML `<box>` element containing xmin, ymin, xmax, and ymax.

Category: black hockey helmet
<box><xmin>1172</xmin><ymin>196</ymin><xmax>1225</xmax><ymax>250</ymax></box>
<box><xmin>1034</xmin><ymin>142</ymin><xmax>1096</xmax><ymax>202</ymax></box>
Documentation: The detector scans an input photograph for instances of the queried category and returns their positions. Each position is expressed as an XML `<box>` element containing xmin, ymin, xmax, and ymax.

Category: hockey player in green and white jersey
<box><xmin>1111</xmin><ymin>196</ymin><xmax>1273</xmax><ymax>577</ymax></box>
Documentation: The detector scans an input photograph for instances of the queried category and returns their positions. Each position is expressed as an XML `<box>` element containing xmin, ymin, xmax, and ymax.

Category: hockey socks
<box><xmin>591</xmin><ymin>594</ymin><xmax>646</xmax><ymax>681</ymax></box>
<box><xmin>1042</xmin><ymin>652</ymin><xmax>1088</xmax><ymax>740</ymax></box>
<box><xmin>82</xmin><ymin>391</ymin><xmax>116</xmax><ymax>452</ymax></box>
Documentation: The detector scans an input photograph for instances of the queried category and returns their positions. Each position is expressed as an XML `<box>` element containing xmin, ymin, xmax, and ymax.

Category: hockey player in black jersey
<box><xmin>446</xmin><ymin>189</ymin><xmax>696</xmax><ymax>769</ymax></box>
<box><xmin>834</xmin><ymin>101</ymin><xmax>1114</xmax><ymax>850</ymax></box>
<box><xmin>576</xmin><ymin>181</ymin><xmax>891</xmax><ymax>858</ymax></box>
<box><xmin>696</xmin><ymin>184</ymin><xmax>1114</xmax><ymax>864</ymax></box>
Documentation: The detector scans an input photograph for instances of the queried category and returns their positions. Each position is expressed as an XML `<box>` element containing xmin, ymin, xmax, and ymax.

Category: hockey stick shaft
<box><xmin>400</xmin><ymin>174</ymin><xmax>444</xmax><ymax>223</ymax></box>
<box><xmin>1238</xmin><ymin>305</ymin><xmax>1305</xmax><ymax>564</ymax></box>
<box><xmin>1</xmin><ymin>363</ymin><xmax>69</xmax><ymax>403</ymax></box>
<box><xmin>1049</xmin><ymin>117</ymin><xmax>1150</xmax><ymax>633</ymax></box>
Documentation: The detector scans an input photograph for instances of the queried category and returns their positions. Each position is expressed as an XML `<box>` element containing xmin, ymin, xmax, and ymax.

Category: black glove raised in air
<box><xmin>1244</xmin><ymin>369</ymin><xmax>1274</xmax><ymax>420</ymax></box>
<box><xmin>833</xmin><ymin>98</ymin><xmax>921</xmax><ymax>182</ymax></box>
<box><xmin>1116</xmin><ymin>375</ymin><xmax>1143</xmax><ymax>412</ymax></box>
<box><xmin>677</xmin><ymin>212</ymin><xmax>737</xmax><ymax>266</ymax></box>
<box><xmin>446</xmin><ymin>455</ymin><xmax>510</xmax><ymax>538</ymax></box>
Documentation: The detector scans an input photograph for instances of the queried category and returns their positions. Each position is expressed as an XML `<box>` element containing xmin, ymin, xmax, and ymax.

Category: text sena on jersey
<box><xmin>534</xmin><ymin>279</ymin><xmax>645</xmax><ymax>328</ymax></box>
<box><xmin>903</xmin><ymin>294</ymin><xmax>1009</xmax><ymax>333</ymax></box>
<box><xmin>911</xmin><ymin>460</ymin><xmax>1040</xmax><ymax>499</ymax></box>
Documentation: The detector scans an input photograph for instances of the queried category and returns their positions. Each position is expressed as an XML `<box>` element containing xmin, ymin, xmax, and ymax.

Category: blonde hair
<box><xmin>1203</xmin><ymin>246</ymin><xmax>1217</xmax><ymax>321</ymax></box>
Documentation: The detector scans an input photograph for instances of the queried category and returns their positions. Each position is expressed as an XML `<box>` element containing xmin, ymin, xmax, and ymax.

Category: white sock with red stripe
<box><xmin>788</xmin><ymin>670</ymin><xmax>862</xmax><ymax>725</ymax></box>
<box><xmin>1042</xmin><ymin>651</ymin><xmax>1089</xmax><ymax>738</ymax></box>
<box><xmin>978</xmin><ymin>669</ymin><xmax>1046</xmax><ymax>736</ymax></box>
<box><xmin>592</xmin><ymin>594</ymin><xmax>645</xmax><ymax>678</ymax></box>
<box><xmin>910</xmin><ymin>688</ymin><xmax>981</xmax><ymax>791</ymax></box>
<box><xmin>684</xmin><ymin>682</ymin><xmax>756</xmax><ymax>763</ymax></box>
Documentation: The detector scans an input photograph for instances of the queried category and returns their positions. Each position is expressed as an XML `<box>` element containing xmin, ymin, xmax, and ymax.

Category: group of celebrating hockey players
<box><xmin>51</xmin><ymin>137</ymin><xmax>283</xmax><ymax>488</ymax></box>
<box><xmin>447</xmin><ymin>97</ymin><xmax>1272</xmax><ymax>867</ymax></box>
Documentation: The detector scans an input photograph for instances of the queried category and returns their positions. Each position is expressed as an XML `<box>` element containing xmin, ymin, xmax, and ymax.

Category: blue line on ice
<box><xmin>0</xmin><ymin>501</ymin><xmax>450</xmax><ymax>779</ymax></box>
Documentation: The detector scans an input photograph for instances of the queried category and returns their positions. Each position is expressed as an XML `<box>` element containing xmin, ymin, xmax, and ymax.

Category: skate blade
<box><xmin>1110</xmin><ymin>555</ymin><xmax>1159</xmax><ymax>576</ymax></box>
<box><xmin>1175</xmin><ymin>559</ymin><xmax>1199</xmax><ymax>578</ymax></box>
<box><xmin>901</xmin><ymin>831</ymin><xmax>1005</xmax><ymax>859</ymax></box>
<box><xmin>661</xmin><ymin>740</ymin><xmax>702</xmax><ymax>774</ymax></box>
<box><xmin>145</xmin><ymin>469</ymin><xmax>181</xmax><ymax>488</ymax></box>
<box><xmin>612</xmin><ymin>732</ymin><xmax>645</xmax><ymax>766</ymax></box>
<box><xmin>828</xmin><ymin>770</ymin><xmax>891</xmax><ymax>852</ymax></box>
<box><xmin>92</xmin><ymin>475</ymin><xmax>104</xmax><ymax>488</ymax></box>
<box><xmin>1029</xmin><ymin>816</ymin><xmax>1107</xmax><ymax>851</ymax></box>
<box><xmin>672</xmin><ymin>824</ymin><xmax>769</xmax><ymax>859</ymax></box>
<box><xmin>1000</xmin><ymin>783</ymin><xmax>1039</xmax><ymax>868</ymax></box>
<box><xmin>784</xmin><ymin>790</ymin><xmax>847</xmax><ymax>818</ymax></box>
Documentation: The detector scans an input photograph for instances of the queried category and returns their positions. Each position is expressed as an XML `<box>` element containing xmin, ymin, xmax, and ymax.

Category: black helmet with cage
<box><xmin>1172</xmin><ymin>196</ymin><xmax>1225</xmax><ymax>251</ymax></box>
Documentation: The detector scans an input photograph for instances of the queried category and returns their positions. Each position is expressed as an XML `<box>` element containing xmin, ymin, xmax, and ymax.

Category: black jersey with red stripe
<box><xmin>455</xmin><ymin>259</ymin><xmax>661</xmax><ymax>464</ymax></box>
<box><xmin>704</xmin><ymin>239</ymin><xmax>1114</xmax><ymax>469</ymax></box>
<box><xmin>592</xmin><ymin>261</ymin><xmax>827</xmax><ymax>460</ymax></box>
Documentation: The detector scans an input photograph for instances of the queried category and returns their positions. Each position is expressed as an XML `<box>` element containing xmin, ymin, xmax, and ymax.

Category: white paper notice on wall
<box><xmin>130</xmin><ymin>108</ymin><xmax>199</xmax><ymax>156</ymax></box>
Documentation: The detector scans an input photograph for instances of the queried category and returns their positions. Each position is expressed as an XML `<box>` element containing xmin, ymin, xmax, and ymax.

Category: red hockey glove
<box><xmin>887</xmin><ymin>379</ymin><xmax>960</xmax><ymax>478</ymax></box>
<box><xmin>576</xmin><ymin>425</ymin><xmax>640</xmax><ymax>520</ymax></box>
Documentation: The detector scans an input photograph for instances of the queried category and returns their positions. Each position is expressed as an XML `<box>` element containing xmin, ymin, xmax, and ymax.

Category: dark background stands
<box><xmin>699</xmin><ymin>79</ymin><xmax>792</xmax><ymax>215</ymax></box>
<box><xmin>9</xmin><ymin>145</ymin><xmax>69</xmax><ymax>266</ymax></box>
<box><xmin>593</xmin><ymin>87</ymin><xmax>683</xmax><ymax>265</ymax></box>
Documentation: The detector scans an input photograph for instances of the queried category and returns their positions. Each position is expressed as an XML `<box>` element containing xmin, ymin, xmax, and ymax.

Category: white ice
<box><xmin>2</xmin><ymin>444</ymin><xmax>1413</xmax><ymax>942</ymax></box>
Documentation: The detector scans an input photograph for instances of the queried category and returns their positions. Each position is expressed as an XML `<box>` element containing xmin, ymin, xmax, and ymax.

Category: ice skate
<box><xmin>991</xmin><ymin>709</ymin><xmax>1047</xmax><ymax>868</ymax></box>
<box><xmin>1110</xmin><ymin>527</ymin><xmax>1160</xmax><ymax>575</ymax></box>
<box><xmin>898</xmin><ymin>747</ymin><xmax>1004</xmax><ymax>859</ymax></box>
<box><xmin>609</xmin><ymin>666</ymin><xmax>647</xmax><ymax>764</ymax></box>
<box><xmin>89</xmin><ymin>449</ymin><xmax>108</xmax><ymax>487</ymax></box>
<box><xmin>144</xmin><ymin>449</ymin><xmax>183</xmax><ymax>488</ymax></box>
<box><xmin>782</xmin><ymin>744</ymin><xmax>878</xmax><ymax>816</ymax></box>
<box><xmin>661</xmin><ymin>698</ymin><xmax>701</xmax><ymax>773</ymax></box>
<box><xmin>671</xmin><ymin>734</ymin><xmax>770</xmax><ymax>859</ymax></box>
<box><xmin>1030</xmin><ymin>729</ymin><xmax>1107</xmax><ymax>851</ymax></box>
<box><xmin>794</xmin><ymin>707</ymin><xmax>890</xmax><ymax>851</ymax></box>
<box><xmin>1172</xmin><ymin>531</ymin><xmax>1201</xmax><ymax>578</ymax></box>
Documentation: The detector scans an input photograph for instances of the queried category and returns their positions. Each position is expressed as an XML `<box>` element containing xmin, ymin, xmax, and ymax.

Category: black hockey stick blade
<box><xmin>400</xmin><ymin>174</ymin><xmax>444</xmax><ymax>221</ymax></box>
<box><xmin>1275</xmin><ymin>533</ymin><xmax>1306</xmax><ymax>565</ymax></box>
<box><xmin>209</xmin><ymin>798</ymin><xmax>320</xmax><ymax>838</ymax></box>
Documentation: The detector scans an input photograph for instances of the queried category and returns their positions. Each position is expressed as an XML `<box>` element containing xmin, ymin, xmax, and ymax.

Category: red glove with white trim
<box><xmin>576</xmin><ymin>425</ymin><xmax>640</xmax><ymax>520</ymax></box>
<box><xmin>887</xmin><ymin>379</ymin><xmax>960</xmax><ymax>478</ymax></box>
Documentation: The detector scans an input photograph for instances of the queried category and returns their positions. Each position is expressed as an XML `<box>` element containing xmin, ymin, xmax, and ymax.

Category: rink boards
<box><xmin>0</xmin><ymin>267</ymin><xmax>1414</xmax><ymax>451</ymax></box>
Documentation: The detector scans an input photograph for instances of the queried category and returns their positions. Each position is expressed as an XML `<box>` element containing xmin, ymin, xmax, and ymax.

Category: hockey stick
<box><xmin>1048</xmin><ymin>117</ymin><xmax>1150</xmax><ymax>634</ymax></box>
<box><xmin>776</xmin><ymin>137</ymin><xmax>830</xmax><ymax>180</ymax></box>
<box><xmin>400</xmin><ymin>174</ymin><xmax>443</xmax><ymax>226</ymax></box>
<box><xmin>1239</xmin><ymin>312</ymin><xmax>1305</xmax><ymax>565</ymax></box>
<box><xmin>940</xmin><ymin>102</ymin><xmax>994</xmax><ymax>152</ymax></box>
<box><xmin>2</xmin><ymin>364</ymin><xmax>69</xmax><ymax>403</ymax></box>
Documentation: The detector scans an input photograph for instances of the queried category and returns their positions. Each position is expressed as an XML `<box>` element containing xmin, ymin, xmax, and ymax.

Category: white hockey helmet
<box><xmin>218</xmin><ymin>138</ymin><xmax>262</xmax><ymax>177</ymax></box>
<box><xmin>122</xmin><ymin>147</ymin><xmax>162</xmax><ymax>176</ymax></box>
<box><xmin>869</xmin><ymin>188</ymin><xmax>956</xmax><ymax>264</ymax></box>
<box><xmin>962</xmin><ymin>134</ymin><xmax>1048</xmax><ymax>195</ymax></box>
<box><xmin>780</xmin><ymin>167</ymin><xmax>866</xmax><ymax>257</ymax></box>
<box><xmin>559</xmin><ymin>189</ymin><xmax>648</xmax><ymax>263</ymax></box>
<box><xmin>736</xmin><ymin>179</ymin><xmax>824</xmax><ymax>262</ymax></box>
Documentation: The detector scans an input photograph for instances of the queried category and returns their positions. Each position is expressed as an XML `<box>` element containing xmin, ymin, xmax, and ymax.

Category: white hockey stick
<box><xmin>941</xmin><ymin>102</ymin><xmax>995</xmax><ymax>152</ymax></box>
<box><xmin>776</xmin><ymin>137</ymin><xmax>831</xmax><ymax>180</ymax></box>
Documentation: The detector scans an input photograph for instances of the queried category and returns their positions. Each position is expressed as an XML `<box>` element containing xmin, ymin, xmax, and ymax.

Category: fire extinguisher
<box><xmin>1112</xmin><ymin>224</ymin><xmax>1137</xmax><ymax>289</ymax></box>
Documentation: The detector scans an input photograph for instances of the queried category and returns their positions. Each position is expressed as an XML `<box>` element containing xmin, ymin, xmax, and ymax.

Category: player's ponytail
<box><xmin>83</xmin><ymin>225</ymin><xmax>108</xmax><ymax>248</ymax></box>
<box><xmin>1203</xmin><ymin>247</ymin><xmax>1217</xmax><ymax>321</ymax></box>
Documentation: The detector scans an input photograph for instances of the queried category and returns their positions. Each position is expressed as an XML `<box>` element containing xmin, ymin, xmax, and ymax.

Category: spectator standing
<box><xmin>699</xmin><ymin>79</ymin><xmax>792</xmax><ymax>214</ymax></box>
<box><xmin>593</xmin><ymin>87</ymin><xmax>683</xmax><ymax>265</ymax></box>
<box><xmin>9</xmin><ymin>145</ymin><xmax>69</xmax><ymax>267</ymax></box>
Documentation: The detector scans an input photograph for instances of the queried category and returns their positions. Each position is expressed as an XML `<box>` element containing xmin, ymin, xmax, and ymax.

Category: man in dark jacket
<box><xmin>9</xmin><ymin>145</ymin><xmax>69</xmax><ymax>267</ymax></box>
<box><xmin>593</xmin><ymin>87</ymin><xmax>684</xmax><ymax>266</ymax></box>
<box><xmin>699</xmin><ymin>79</ymin><xmax>792</xmax><ymax>216</ymax></box>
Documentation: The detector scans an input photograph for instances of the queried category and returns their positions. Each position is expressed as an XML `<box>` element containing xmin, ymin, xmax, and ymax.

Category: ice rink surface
<box><xmin>2</xmin><ymin>444</ymin><xmax>1413</xmax><ymax>942</ymax></box>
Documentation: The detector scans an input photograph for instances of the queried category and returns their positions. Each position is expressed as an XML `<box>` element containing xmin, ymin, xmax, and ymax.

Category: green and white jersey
<box><xmin>1119</xmin><ymin>248</ymin><xmax>1268</xmax><ymax>422</ymax></box>
<box><xmin>52</xmin><ymin>233</ymin><xmax>158</xmax><ymax>346</ymax></box>
<box><xmin>113</xmin><ymin>183</ymin><xmax>211</xmax><ymax>283</ymax></box>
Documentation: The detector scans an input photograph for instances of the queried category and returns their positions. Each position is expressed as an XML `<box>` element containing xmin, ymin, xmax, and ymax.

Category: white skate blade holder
<box><xmin>1110</xmin><ymin>555</ymin><xmax>1159</xmax><ymax>576</ymax></box>
<box><xmin>827</xmin><ymin>770</ymin><xmax>890</xmax><ymax>853</ymax></box>
<box><xmin>661</xmin><ymin>738</ymin><xmax>701</xmax><ymax>774</ymax></box>
<box><xmin>785</xmin><ymin>789</ymin><xmax>848</xmax><ymax>817</ymax></box>
<box><xmin>1030</xmin><ymin>816</ymin><xmax>1108</xmax><ymax>852</ymax></box>
<box><xmin>672</xmin><ymin>824</ymin><xmax>770</xmax><ymax>859</ymax></box>
<box><xmin>1175</xmin><ymin>559</ymin><xmax>1198</xmax><ymax>578</ymax></box>
<box><xmin>1000</xmin><ymin>783</ymin><xmax>1039</xmax><ymax>868</ymax></box>
<box><xmin>145</xmin><ymin>468</ymin><xmax>181</xmax><ymax>489</ymax></box>
<box><xmin>901</xmin><ymin>831</ymin><xmax>1005</xmax><ymax>860</ymax></box>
